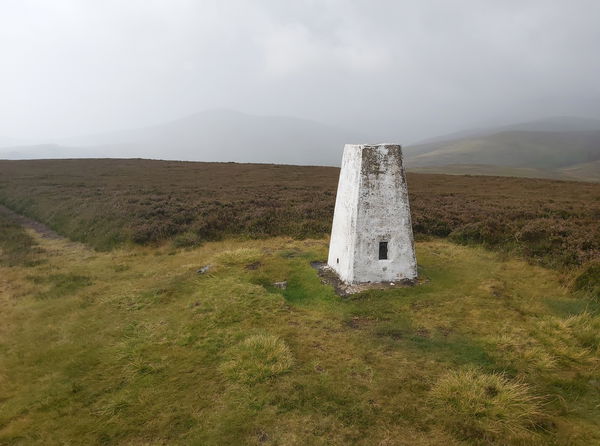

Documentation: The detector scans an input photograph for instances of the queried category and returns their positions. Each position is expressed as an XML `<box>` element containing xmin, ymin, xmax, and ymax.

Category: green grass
<box><xmin>28</xmin><ymin>273</ymin><xmax>93</xmax><ymax>299</ymax></box>
<box><xmin>1</xmin><ymin>232</ymin><xmax>599</xmax><ymax>445</ymax></box>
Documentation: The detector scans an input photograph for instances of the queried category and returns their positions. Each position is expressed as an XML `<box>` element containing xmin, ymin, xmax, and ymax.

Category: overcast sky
<box><xmin>1</xmin><ymin>0</ymin><xmax>600</xmax><ymax>143</ymax></box>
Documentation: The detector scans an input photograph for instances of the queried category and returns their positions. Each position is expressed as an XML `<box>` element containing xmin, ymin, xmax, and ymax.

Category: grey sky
<box><xmin>1</xmin><ymin>0</ymin><xmax>600</xmax><ymax>143</ymax></box>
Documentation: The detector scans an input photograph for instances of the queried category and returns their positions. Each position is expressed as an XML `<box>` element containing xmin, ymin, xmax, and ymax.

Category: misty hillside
<box><xmin>405</xmin><ymin>130</ymin><xmax>600</xmax><ymax>169</ymax></box>
<box><xmin>559</xmin><ymin>159</ymin><xmax>600</xmax><ymax>182</ymax></box>
<box><xmin>0</xmin><ymin>110</ymin><xmax>364</xmax><ymax>166</ymax></box>
<box><xmin>414</xmin><ymin>116</ymin><xmax>600</xmax><ymax>145</ymax></box>
<box><xmin>404</xmin><ymin>117</ymin><xmax>600</xmax><ymax>181</ymax></box>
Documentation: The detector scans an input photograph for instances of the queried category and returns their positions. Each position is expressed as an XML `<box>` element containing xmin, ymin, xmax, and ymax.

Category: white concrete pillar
<box><xmin>327</xmin><ymin>144</ymin><xmax>417</xmax><ymax>284</ymax></box>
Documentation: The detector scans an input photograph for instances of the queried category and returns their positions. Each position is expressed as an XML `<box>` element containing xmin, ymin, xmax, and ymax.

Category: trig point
<box><xmin>327</xmin><ymin>144</ymin><xmax>417</xmax><ymax>284</ymax></box>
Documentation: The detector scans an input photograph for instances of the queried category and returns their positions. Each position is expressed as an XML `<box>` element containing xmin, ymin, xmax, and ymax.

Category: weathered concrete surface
<box><xmin>327</xmin><ymin>144</ymin><xmax>417</xmax><ymax>284</ymax></box>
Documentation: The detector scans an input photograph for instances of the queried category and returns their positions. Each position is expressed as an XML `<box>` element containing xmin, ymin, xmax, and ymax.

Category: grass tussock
<box><xmin>535</xmin><ymin>312</ymin><xmax>600</xmax><ymax>362</ymax></box>
<box><xmin>487</xmin><ymin>330</ymin><xmax>558</xmax><ymax>372</ymax></box>
<box><xmin>430</xmin><ymin>368</ymin><xmax>544</xmax><ymax>443</ymax></box>
<box><xmin>220</xmin><ymin>334</ymin><xmax>294</xmax><ymax>384</ymax></box>
<box><xmin>563</xmin><ymin>312</ymin><xmax>600</xmax><ymax>351</ymax></box>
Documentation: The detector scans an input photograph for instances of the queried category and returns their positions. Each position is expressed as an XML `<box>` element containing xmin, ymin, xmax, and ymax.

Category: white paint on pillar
<box><xmin>327</xmin><ymin>144</ymin><xmax>417</xmax><ymax>284</ymax></box>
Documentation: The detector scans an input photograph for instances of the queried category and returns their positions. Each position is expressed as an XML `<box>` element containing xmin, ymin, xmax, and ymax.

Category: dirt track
<box><xmin>0</xmin><ymin>204</ymin><xmax>62</xmax><ymax>239</ymax></box>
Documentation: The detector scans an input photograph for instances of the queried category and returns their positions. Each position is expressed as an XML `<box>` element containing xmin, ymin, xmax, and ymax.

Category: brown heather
<box><xmin>0</xmin><ymin>158</ymin><xmax>598</xmax><ymax>268</ymax></box>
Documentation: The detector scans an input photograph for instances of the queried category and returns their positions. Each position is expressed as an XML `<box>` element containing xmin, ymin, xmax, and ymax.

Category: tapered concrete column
<box><xmin>327</xmin><ymin>144</ymin><xmax>417</xmax><ymax>284</ymax></box>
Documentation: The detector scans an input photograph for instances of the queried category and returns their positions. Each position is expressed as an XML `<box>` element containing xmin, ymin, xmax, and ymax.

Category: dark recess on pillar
<box><xmin>379</xmin><ymin>241</ymin><xmax>388</xmax><ymax>260</ymax></box>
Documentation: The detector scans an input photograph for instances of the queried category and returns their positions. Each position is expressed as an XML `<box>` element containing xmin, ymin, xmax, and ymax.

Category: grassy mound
<box><xmin>430</xmin><ymin>369</ymin><xmax>543</xmax><ymax>442</ymax></box>
<box><xmin>220</xmin><ymin>334</ymin><xmax>294</xmax><ymax>384</ymax></box>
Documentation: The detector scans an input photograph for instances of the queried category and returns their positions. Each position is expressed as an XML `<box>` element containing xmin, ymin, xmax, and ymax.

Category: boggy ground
<box><xmin>1</xmin><ymin>222</ymin><xmax>599</xmax><ymax>445</ymax></box>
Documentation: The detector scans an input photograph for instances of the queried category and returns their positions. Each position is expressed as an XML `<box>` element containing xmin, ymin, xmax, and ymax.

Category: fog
<box><xmin>2</xmin><ymin>0</ymin><xmax>600</xmax><ymax>149</ymax></box>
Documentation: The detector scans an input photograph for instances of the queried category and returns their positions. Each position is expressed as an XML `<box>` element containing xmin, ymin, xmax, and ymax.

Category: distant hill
<box><xmin>558</xmin><ymin>160</ymin><xmax>600</xmax><ymax>182</ymax></box>
<box><xmin>413</xmin><ymin>116</ymin><xmax>600</xmax><ymax>145</ymax></box>
<box><xmin>405</xmin><ymin>117</ymin><xmax>600</xmax><ymax>181</ymax></box>
<box><xmin>501</xmin><ymin>116</ymin><xmax>600</xmax><ymax>132</ymax></box>
<box><xmin>405</xmin><ymin>130</ymin><xmax>600</xmax><ymax>169</ymax></box>
<box><xmin>10</xmin><ymin>110</ymin><xmax>364</xmax><ymax>166</ymax></box>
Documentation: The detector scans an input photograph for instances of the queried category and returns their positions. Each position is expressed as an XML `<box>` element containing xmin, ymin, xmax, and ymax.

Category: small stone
<box><xmin>196</xmin><ymin>265</ymin><xmax>211</xmax><ymax>274</ymax></box>
<box><xmin>273</xmin><ymin>281</ymin><xmax>287</xmax><ymax>289</ymax></box>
